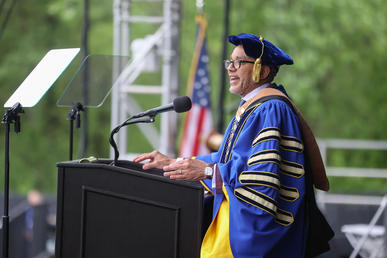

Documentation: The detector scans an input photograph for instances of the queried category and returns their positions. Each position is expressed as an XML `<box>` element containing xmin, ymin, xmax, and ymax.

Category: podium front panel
<box><xmin>55</xmin><ymin>160</ymin><xmax>203</xmax><ymax>258</ymax></box>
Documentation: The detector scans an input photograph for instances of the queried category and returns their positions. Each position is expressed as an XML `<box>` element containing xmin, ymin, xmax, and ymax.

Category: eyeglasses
<box><xmin>224</xmin><ymin>59</ymin><xmax>255</xmax><ymax>69</ymax></box>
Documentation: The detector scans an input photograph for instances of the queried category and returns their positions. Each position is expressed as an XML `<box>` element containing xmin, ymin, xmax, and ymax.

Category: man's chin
<box><xmin>229</xmin><ymin>86</ymin><xmax>241</xmax><ymax>95</ymax></box>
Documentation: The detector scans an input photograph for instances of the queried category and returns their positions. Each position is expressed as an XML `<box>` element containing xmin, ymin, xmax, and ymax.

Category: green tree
<box><xmin>0</xmin><ymin>0</ymin><xmax>386</xmax><ymax>194</ymax></box>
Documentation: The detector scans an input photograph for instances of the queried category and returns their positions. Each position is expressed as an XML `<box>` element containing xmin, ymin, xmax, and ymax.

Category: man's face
<box><xmin>227</xmin><ymin>45</ymin><xmax>257</xmax><ymax>97</ymax></box>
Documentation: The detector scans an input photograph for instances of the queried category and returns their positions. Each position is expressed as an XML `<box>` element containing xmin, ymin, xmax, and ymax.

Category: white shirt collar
<box><xmin>242</xmin><ymin>83</ymin><xmax>270</xmax><ymax>102</ymax></box>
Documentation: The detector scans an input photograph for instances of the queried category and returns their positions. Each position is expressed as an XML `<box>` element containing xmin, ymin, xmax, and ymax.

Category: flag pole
<box><xmin>216</xmin><ymin>0</ymin><xmax>231</xmax><ymax>133</ymax></box>
<box><xmin>196</xmin><ymin>0</ymin><xmax>203</xmax><ymax>14</ymax></box>
<box><xmin>179</xmin><ymin>14</ymin><xmax>207</xmax><ymax>156</ymax></box>
<box><xmin>179</xmin><ymin>1</ymin><xmax>214</xmax><ymax>157</ymax></box>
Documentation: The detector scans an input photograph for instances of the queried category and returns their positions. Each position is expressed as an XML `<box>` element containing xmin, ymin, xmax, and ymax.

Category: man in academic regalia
<box><xmin>134</xmin><ymin>33</ymin><xmax>333</xmax><ymax>258</ymax></box>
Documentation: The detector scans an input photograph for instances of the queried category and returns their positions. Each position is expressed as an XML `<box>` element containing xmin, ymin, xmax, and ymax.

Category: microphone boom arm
<box><xmin>109</xmin><ymin>96</ymin><xmax>192</xmax><ymax>166</ymax></box>
<box><xmin>109</xmin><ymin>116</ymin><xmax>155</xmax><ymax>166</ymax></box>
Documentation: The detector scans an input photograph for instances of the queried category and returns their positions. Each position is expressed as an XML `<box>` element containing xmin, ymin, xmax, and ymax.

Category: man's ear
<box><xmin>260</xmin><ymin>65</ymin><xmax>271</xmax><ymax>81</ymax></box>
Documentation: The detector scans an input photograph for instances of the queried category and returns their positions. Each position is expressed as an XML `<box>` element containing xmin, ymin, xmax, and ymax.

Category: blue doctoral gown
<box><xmin>197</xmin><ymin>98</ymin><xmax>307</xmax><ymax>257</ymax></box>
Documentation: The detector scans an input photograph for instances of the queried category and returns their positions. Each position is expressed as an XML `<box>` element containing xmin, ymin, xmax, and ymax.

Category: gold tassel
<box><xmin>252</xmin><ymin>36</ymin><xmax>265</xmax><ymax>82</ymax></box>
<box><xmin>252</xmin><ymin>58</ymin><xmax>262</xmax><ymax>82</ymax></box>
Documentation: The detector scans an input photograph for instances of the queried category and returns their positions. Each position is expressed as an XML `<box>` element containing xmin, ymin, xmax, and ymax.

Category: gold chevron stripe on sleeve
<box><xmin>234</xmin><ymin>186</ymin><xmax>277</xmax><ymax>216</ymax></box>
<box><xmin>280</xmin><ymin>160</ymin><xmax>305</xmax><ymax>178</ymax></box>
<box><xmin>247</xmin><ymin>150</ymin><xmax>281</xmax><ymax>166</ymax></box>
<box><xmin>251</xmin><ymin>126</ymin><xmax>304</xmax><ymax>153</ymax></box>
<box><xmin>252</xmin><ymin>127</ymin><xmax>281</xmax><ymax>146</ymax></box>
<box><xmin>239</xmin><ymin>171</ymin><xmax>280</xmax><ymax>190</ymax></box>
<box><xmin>280</xmin><ymin>135</ymin><xmax>304</xmax><ymax>153</ymax></box>
<box><xmin>279</xmin><ymin>185</ymin><xmax>299</xmax><ymax>202</ymax></box>
<box><xmin>235</xmin><ymin>186</ymin><xmax>294</xmax><ymax>226</ymax></box>
<box><xmin>275</xmin><ymin>208</ymin><xmax>294</xmax><ymax>226</ymax></box>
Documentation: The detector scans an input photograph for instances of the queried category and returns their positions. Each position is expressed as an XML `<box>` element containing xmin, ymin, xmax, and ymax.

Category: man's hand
<box><xmin>133</xmin><ymin>150</ymin><xmax>175</xmax><ymax>170</ymax></box>
<box><xmin>163</xmin><ymin>159</ymin><xmax>209</xmax><ymax>181</ymax></box>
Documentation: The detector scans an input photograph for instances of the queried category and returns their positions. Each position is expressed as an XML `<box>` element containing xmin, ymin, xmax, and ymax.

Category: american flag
<box><xmin>179</xmin><ymin>15</ymin><xmax>213</xmax><ymax>157</ymax></box>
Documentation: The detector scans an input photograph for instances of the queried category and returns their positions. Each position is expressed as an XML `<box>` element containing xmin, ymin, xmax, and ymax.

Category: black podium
<box><xmin>55</xmin><ymin>160</ymin><xmax>203</xmax><ymax>258</ymax></box>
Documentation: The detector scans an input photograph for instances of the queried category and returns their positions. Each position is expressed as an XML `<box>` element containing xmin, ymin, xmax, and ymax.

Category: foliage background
<box><xmin>0</xmin><ymin>0</ymin><xmax>386</xmax><ymax>194</ymax></box>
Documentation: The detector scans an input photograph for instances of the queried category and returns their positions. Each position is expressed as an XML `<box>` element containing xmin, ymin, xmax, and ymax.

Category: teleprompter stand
<box><xmin>1</xmin><ymin>103</ymin><xmax>24</xmax><ymax>258</ymax></box>
<box><xmin>2</xmin><ymin>48</ymin><xmax>80</xmax><ymax>258</ymax></box>
<box><xmin>67</xmin><ymin>102</ymin><xmax>84</xmax><ymax>160</ymax></box>
<box><xmin>56</xmin><ymin>54</ymin><xmax>129</xmax><ymax>160</ymax></box>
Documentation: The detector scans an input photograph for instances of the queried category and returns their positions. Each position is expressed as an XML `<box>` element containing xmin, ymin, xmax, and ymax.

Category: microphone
<box><xmin>131</xmin><ymin>96</ymin><xmax>192</xmax><ymax>119</ymax></box>
<box><xmin>109</xmin><ymin>96</ymin><xmax>192</xmax><ymax>165</ymax></box>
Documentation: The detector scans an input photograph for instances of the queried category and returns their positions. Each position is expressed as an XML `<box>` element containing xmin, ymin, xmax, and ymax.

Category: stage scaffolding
<box><xmin>111</xmin><ymin>0</ymin><xmax>181</xmax><ymax>159</ymax></box>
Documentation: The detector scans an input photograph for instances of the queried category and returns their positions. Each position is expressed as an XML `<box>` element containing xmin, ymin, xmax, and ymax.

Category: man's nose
<box><xmin>227</xmin><ymin>63</ymin><xmax>236</xmax><ymax>72</ymax></box>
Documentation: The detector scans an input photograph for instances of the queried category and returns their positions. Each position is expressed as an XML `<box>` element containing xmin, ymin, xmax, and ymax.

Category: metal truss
<box><xmin>111</xmin><ymin>0</ymin><xmax>180</xmax><ymax>159</ymax></box>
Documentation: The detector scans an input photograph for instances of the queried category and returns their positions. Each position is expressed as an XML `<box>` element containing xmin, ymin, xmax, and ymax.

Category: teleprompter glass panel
<box><xmin>4</xmin><ymin>48</ymin><xmax>80</xmax><ymax>108</ymax></box>
<box><xmin>56</xmin><ymin>55</ymin><xmax>129</xmax><ymax>108</ymax></box>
